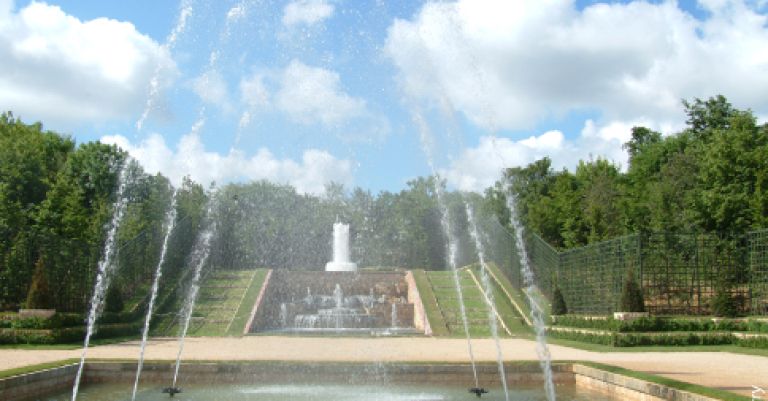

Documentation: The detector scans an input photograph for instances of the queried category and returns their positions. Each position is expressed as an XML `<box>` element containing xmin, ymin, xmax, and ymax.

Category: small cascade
<box><xmin>292</xmin><ymin>284</ymin><xmax>380</xmax><ymax>330</ymax></box>
<box><xmin>391</xmin><ymin>303</ymin><xmax>398</xmax><ymax>329</ymax></box>
<box><xmin>279</xmin><ymin>303</ymin><xmax>288</xmax><ymax>327</ymax></box>
<box><xmin>72</xmin><ymin>159</ymin><xmax>132</xmax><ymax>401</ymax></box>
<box><xmin>131</xmin><ymin>190</ymin><xmax>178</xmax><ymax>401</ymax></box>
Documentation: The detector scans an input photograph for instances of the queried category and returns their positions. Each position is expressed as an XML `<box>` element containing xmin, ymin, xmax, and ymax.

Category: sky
<box><xmin>1</xmin><ymin>0</ymin><xmax>767</xmax><ymax>195</ymax></box>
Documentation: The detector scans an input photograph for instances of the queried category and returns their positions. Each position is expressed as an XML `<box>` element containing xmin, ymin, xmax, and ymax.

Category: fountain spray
<box><xmin>72</xmin><ymin>159</ymin><xmax>132</xmax><ymax>401</ymax></box>
<box><xmin>465</xmin><ymin>203</ymin><xmax>510</xmax><ymax>401</ymax></box>
<box><xmin>131</xmin><ymin>190</ymin><xmax>178</xmax><ymax>401</ymax></box>
<box><xmin>169</xmin><ymin>190</ymin><xmax>219</xmax><ymax>393</ymax></box>
<box><xmin>506</xmin><ymin>187</ymin><xmax>556</xmax><ymax>401</ymax></box>
<box><xmin>412</xmin><ymin>110</ymin><xmax>480</xmax><ymax>391</ymax></box>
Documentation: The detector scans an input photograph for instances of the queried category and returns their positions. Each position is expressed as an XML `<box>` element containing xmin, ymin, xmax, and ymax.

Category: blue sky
<box><xmin>1</xmin><ymin>0</ymin><xmax>767</xmax><ymax>194</ymax></box>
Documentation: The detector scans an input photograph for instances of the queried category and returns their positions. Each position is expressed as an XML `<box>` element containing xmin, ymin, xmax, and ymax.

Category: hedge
<box><xmin>550</xmin><ymin>328</ymin><xmax>739</xmax><ymax>347</ymax></box>
<box><xmin>551</xmin><ymin>315</ymin><xmax>766</xmax><ymax>333</ymax></box>
<box><xmin>0</xmin><ymin>322</ymin><xmax>142</xmax><ymax>345</ymax></box>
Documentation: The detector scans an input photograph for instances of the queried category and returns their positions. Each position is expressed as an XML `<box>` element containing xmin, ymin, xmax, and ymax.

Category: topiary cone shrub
<box><xmin>711</xmin><ymin>283</ymin><xmax>739</xmax><ymax>318</ymax></box>
<box><xmin>25</xmin><ymin>256</ymin><xmax>52</xmax><ymax>309</ymax></box>
<box><xmin>104</xmin><ymin>286</ymin><xmax>124</xmax><ymax>314</ymax></box>
<box><xmin>552</xmin><ymin>286</ymin><xmax>568</xmax><ymax>315</ymax></box>
<box><xmin>619</xmin><ymin>268</ymin><xmax>645</xmax><ymax>312</ymax></box>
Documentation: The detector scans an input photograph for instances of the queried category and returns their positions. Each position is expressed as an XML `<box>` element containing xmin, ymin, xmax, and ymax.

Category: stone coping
<box><xmin>0</xmin><ymin>361</ymin><xmax>731</xmax><ymax>401</ymax></box>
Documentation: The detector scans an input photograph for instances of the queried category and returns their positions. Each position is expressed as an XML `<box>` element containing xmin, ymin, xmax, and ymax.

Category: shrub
<box><xmin>618</xmin><ymin>268</ymin><xmax>645</xmax><ymax>312</ymax></box>
<box><xmin>551</xmin><ymin>315</ymin><xmax>616</xmax><ymax>330</ymax></box>
<box><xmin>737</xmin><ymin>336</ymin><xmax>768</xmax><ymax>349</ymax></box>
<box><xmin>747</xmin><ymin>320</ymin><xmax>768</xmax><ymax>333</ymax></box>
<box><xmin>711</xmin><ymin>287</ymin><xmax>739</xmax><ymax>318</ymax></box>
<box><xmin>551</xmin><ymin>287</ymin><xmax>568</xmax><ymax>315</ymax></box>
<box><xmin>11</xmin><ymin>316</ymin><xmax>49</xmax><ymax>329</ymax></box>
<box><xmin>25</xmin><ymin>256</ymin><xmax>52</xmax><ymax>309</ymax></box>
<box><xmin>104</xmin><ymin>286</ymin><xmax>124</xmax><ymax>314</ymax></box>
<box><xmin>547</xmin><ymin>329</ymin><xmax>615</xmax><ymax>345</ymax></box>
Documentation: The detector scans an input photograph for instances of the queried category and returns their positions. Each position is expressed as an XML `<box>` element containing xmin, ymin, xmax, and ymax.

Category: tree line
<box><xmin>0</xmin><ymin>113</ymin><xmax>501</xmax><ymax>313</ymax></box>
<box><xmin>487</xmin><ymin>95</ymin><xmax>768</xmax><ymax>250</ymax></box>
<box><xmin>2</xmin><ymin>95</ymin><xmax>764</xmax><ymax>314</ymax></box>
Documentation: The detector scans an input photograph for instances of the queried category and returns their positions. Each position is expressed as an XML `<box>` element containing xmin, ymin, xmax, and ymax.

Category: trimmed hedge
<box><xmin>0</xmin><ymin>322</ymin><xmax>142</xmax><ymax>345</ymax></box>
<box><xmin>549</xmin><ymin>328</ymin><xmax>735</xmax><ymax>347</ymax></box>
<box><xmin>551</xmin><ymin>315</ymin><xmax>616</xmax><ymax>330</ymax></box>
<box><xmin>551</xmin><ymin>315</ymin><xmax>765</xmax><ymax>333</ymax></box>
<box><xmin>548</xmin><ymin>329</ymin><xmax>615</xmax><ymax>345</ymax></box>
<box><xmin>736</xmin><ymin>336</ymin><xmax>768</xmax><ymax>349</ymax></box>
<box><xmin>613</xmin><ymin>333</ymin><xmax>733</xmax><ymax>347</ymax></box>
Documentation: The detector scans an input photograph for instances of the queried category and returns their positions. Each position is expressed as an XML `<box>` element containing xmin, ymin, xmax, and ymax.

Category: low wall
<box><xmin>0</xmin><ymin>362</ymin><xmax>728</xmax><ymax>401</ymax></box>
<box><xmin>405</xmin><ymin>270</ymin><xmax>432</xmax><ymax>335</ymax></box>
<box><xmin>573</xmin><ymin>364</ymin><xmax>722</xmax><ymax>401</ymax></box>
<box><xmin>0</xmin><ymin>363</ymin><xmax>78</xmax><ymax>400</ymax></box>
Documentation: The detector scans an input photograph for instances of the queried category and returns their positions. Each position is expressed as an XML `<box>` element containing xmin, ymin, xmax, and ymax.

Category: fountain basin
<box><xmin>0</xmin><ymin>361</ymin><xmax>720</xmax><ymax>401</ymax></box>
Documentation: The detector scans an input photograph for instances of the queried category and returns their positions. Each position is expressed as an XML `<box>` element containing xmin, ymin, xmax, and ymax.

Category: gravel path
<box><xmin>2</xmin><ymin>337</ymin><xmax>766</xmax><ymax>397</ymax></box>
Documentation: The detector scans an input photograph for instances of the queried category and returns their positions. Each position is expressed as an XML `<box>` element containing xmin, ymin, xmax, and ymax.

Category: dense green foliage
<box><xmin>0</xmin><ymin>112</ymin><xmax>504</xmax><ymax>316</ymax></box>
<box><xmin>0</xmin><ymin>112</ymin><xmax>204</xmax><ymax>313</ymax></box>
<box><xmin>1</xmin><ymin>94</ymin><xmax>765</xmax><ymax>324</ymax></box>
<box><xmin>489</xmin><ymin>95</ymin><xmax>768</xmax><ymax>249</ymax></box>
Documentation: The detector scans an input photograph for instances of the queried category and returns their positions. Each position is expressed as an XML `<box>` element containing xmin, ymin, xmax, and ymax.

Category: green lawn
<box><xmin>226</xmin><ymin>269</ymin><xmax>269</xmax><ymax>336</ymax></box>
<box><xmin>425</xmin><ymin>269</ymin><xmax>529</xmax><ymax>337</ymax></box>
<box><xmin>153</xmin><ymin>269</ymin><xmax>268</xmax><ymax>337</ymax></box>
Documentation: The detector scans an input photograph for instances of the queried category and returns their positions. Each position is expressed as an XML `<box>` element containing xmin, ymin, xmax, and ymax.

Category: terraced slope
<box><xmin>153</xmin><ymin>268</ymin><xmax>268</xmax><ymax>337</ymax></box>
<box><xmin>425</xmin><ymin>268</ymin><xmax>529</xmax><ymax>337</ymax></box>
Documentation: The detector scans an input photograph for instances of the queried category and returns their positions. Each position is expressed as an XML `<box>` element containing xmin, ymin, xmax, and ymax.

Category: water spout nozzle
<box><xmin>468</xmin><ymin>387</ymin><xmax>488</xmax><ymax>398</ymax></box>
<box><xmin>162</xmin><ymin>387</ymin><xmax>182</xmax><ymax>397</ymax></box>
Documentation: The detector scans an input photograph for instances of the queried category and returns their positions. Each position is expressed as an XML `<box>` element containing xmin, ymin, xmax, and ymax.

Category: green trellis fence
<box><xmin>488</xmin><ymin>223</ymin><xmax>768</xmax><ymax>316</ymax></box>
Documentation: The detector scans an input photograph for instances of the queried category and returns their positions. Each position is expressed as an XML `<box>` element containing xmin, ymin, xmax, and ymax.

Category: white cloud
<box><xmin>101</xmin><ymin>133</ymin><xmax>354</xmax><ymax>195</ymax></box>
<box><xmin>0</xmin><ymin>2</ymin><xmax>175</xmax><ymax>125</ymax></box>
<box><xmin>192</xmin><ymin>70</ymin><xmax>229</xmax><ymax>107</ymax></box>
<box><xmin>274</xmin><ymin>59</ymin><xmax>366</xmax><ymax>127</ymax></box>
<box><xmin>239</xmin><ymin>72</ymin><xmax>270</xmax><ymax>109</ymax></box>
<box><xmin>282</xmin><ymin>0</ymin><xmax>334</xmax><ymax>27</ymax></box>
<box><xmin>385</xmin><ymin>0</ymin><xmax>768</xmax><ymax>131</ymax></box>
<box><xmin>443</xmin><ymin>118</ymin><xmax>675</xmax><ymax>192</ymax></box>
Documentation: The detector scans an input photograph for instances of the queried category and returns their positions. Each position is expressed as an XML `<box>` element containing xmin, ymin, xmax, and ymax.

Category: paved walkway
<box><xmin>1</xmin><ymin>337</ymin><xmax>766</xmax><ymax>397</ymax></box>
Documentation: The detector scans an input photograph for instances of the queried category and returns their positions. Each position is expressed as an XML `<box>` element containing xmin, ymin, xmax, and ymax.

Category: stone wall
<box><xmin>0</xmin><ymin>363</ymin><xmax>78</xmax><ymax>401</ymax></box>
<box><xmin>573</xmin><ymin>364</ymin><xmax>722</xmax><ymax>401</ymax></box>
<box><xmin>405</xmin><ymin>271</ymin><xmax>432</xmax><ymax>335</ymax></box>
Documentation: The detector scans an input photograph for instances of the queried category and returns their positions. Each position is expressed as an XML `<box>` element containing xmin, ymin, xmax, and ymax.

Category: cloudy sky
<box><xmin>2</xmin><ymin>0</ymin><xmax>767</xmax><ymax>194</ymax></box>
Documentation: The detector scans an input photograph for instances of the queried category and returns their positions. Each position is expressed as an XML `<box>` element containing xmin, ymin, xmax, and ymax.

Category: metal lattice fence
<box><xmin>493</xmin><ymin>226</ymin><xmax>768</xmax><ymax>316</ymax></box>
<box><xmin>556</xmin><ymin>235</ymin><xmax>640</xmax><ymax>315</ymax></box>
<box><xmin>750</xmin><ymin>229</ymin><xmax>768</xmax><ymax>315</ymax></box>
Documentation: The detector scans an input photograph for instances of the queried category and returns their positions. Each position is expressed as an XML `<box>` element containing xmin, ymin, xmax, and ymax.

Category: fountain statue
<box><xmin>325</xmin><ymin>223</ymin><xmax>357</xmax><ymax>272</ymax></box>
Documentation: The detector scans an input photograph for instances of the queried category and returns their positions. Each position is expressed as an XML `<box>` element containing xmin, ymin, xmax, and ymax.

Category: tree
<box><xmin>551</xmin><ymin>286</ymin><xmax>567</xmax><ymax>315</ymax></box>
<box><xmin>104</xmin><ymin>285</ymin><xmax>124</xmax><ymax>313</ymax></box>
<box><xmin>25</xmin><ymin>256</ymin><xmax>51</xmax><ymax>309</ymax></box>
<box><xmin>619</xmin><ymin>269</ymin><xmax>645</xmax><ymax>312</ymax></box>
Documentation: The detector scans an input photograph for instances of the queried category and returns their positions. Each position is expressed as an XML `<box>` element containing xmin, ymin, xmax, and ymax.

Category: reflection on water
<box><xmin>48</xmin><ymin>382</ymin><xmax>615</xmax><ymax>401</ymax></box>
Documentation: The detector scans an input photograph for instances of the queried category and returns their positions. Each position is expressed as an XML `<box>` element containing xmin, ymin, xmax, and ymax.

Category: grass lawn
<box><xmin>425</xmin><ymin>269</ymin><xmax>530</xmax><ymax>338</ymax></box>
<box><xmin>153</xmin><ymin>269</ymin><xmax>268</xmax><ymax>337</ymax></box>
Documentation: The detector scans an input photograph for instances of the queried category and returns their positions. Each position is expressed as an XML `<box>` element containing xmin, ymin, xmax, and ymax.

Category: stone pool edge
<box><xmin>0</xmin><ymin>361</ymin><xmax>727</xmax><ymax>401</ymax></box>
